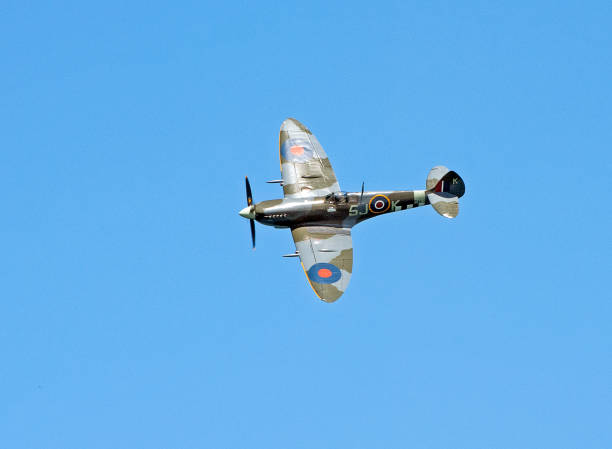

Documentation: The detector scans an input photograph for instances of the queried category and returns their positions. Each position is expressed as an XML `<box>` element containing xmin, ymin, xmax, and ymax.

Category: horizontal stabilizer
<box><xmin>427</xmin><ymin>191</ymin><xmax>459</xmax><ymax>218</ymax></box>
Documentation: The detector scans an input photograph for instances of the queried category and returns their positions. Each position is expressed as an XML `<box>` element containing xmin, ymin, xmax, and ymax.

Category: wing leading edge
<box><xmin>291</xmin><ymin>226</ymin><xmax>353</xmax><ymax>302</ymax></box>
<box><xmin>279</xmin><ymin>118</ymin><xmax>341</xmax><ymax>199</ymax></box>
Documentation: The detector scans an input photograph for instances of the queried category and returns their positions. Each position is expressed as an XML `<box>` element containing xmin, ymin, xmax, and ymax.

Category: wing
<box><xmin>279</xmin><ymin>118</ymin><xmax>341</xmax><ymax>198</ymax></box>
<box><xmin>291</xmin><ymin>226</ymin><xmax>353</xmax><ymax>303</ymax></box>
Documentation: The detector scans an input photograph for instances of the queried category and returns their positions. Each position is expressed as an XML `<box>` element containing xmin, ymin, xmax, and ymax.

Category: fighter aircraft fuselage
<box><xmin>241</xmin><ymin>190</ymin><xmax>430</xmax><ymax>229</ymax></box>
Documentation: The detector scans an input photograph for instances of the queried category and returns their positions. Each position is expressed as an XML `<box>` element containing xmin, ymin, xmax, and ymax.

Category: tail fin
<box><xmin>426</xmin><ymin>166</ymin><xmax>465</xmax><ymax>218</ymax></box>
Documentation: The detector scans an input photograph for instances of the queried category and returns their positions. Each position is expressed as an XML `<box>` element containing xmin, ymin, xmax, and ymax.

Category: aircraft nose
<box><xmin>239</xmin><ymin>205</ymin><xmax>255</xmax><ymax>219</ymax></box>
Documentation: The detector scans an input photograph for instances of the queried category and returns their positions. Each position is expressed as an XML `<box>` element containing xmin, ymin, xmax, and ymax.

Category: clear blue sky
<box><xmin>1</xmin><ymin>1</ymin><xmax>610</xmax><ymax>448</ymax></box>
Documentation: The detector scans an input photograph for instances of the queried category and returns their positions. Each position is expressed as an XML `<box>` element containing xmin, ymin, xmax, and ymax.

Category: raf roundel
<box><xmin>368</xmin><ymin>194</ymin><xmax>391</xmax><ymax>213</ymax></box>
<box><xmin>307</xmin><ymin>263</ymin><xmax>342</xmax><ymax>284</ymax></box>
<box><xmin>281</xmin><ymin>139</ymin><xmax>314</xmax><ymax>162</ymax></box>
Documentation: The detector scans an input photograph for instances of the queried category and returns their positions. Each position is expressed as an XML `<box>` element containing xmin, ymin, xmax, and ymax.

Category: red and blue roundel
<box><xmin>369</xmin><ymin>194</ymin><xmax>391</xmax><ymax>213</ymax></box>
<box><xmin>281</xmin><ymin>139</ymin><xmax>314</xmax><ymax>162</ymax></box>
<box><xmin>307</xmin><ymin>263</ymin><xmax>342</xmax><ymax>284</ymax></box>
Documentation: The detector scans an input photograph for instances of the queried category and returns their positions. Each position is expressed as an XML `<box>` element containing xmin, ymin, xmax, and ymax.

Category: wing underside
<box><xmin>279</xmin><ymin>118</ymin><xmax>341</xmax><ymax>199</ymax></box>
<box><xmin>291</xmin><ymin>226</ymin><xmax>353</xmax><ymax>303</ymax></box>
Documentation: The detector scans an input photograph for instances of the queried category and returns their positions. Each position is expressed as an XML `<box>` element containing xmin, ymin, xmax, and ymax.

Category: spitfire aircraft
<box><xmin>239</xmin><ymin>118</ymin><xmax>465</xmax><ymax>303</ymax></box>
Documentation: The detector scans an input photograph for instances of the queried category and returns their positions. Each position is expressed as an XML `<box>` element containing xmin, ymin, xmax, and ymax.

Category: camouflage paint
<box><xmin>241</xmin><ymin>118</ymin><xmax>466</xmax><ymax>302</ymax></box>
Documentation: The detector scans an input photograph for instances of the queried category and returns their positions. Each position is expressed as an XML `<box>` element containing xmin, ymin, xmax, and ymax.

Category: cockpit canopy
<box><xmin>325</xmin><ymin>191</ymin><xmax>350</xmax><ymax>204</ymax></box>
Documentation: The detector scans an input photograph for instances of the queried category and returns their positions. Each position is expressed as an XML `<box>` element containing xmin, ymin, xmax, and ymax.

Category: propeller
<box><xmin>360</xmin><ymin>181</ymin><xmax>364</xmax><ymax>202</ymax></box>
<box><xmin>245</xmin><ymin>176</ymin><xmax>255</xmax><ymax>249</ymax></box>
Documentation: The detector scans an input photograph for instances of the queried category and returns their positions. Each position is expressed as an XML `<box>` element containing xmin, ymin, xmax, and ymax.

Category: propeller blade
<box><xmin>245</xmin><ymin>176</ymin><xmax>253</xmax><ymax>206</ymax></box>
<box><xmin>250</xmin><ymin>219</ymin><xmax>256</xmax><ymax>249</ymax></box>
<box><xmin>244</xmin><ymin>176</ymin><xmax>256</xmax><ymax>248</ymax></box>
<box><xmin>360</xmin><ymin>181</ymin><xmax>364</xmax><ymax>201</ymax></box>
